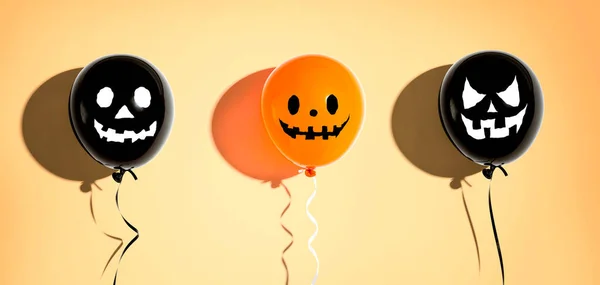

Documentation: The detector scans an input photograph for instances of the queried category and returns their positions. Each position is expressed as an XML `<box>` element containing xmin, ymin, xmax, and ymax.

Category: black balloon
<box><xmin>69</xmin><ymin>54</ymin><xmax>174</xmax><ymax>171</ymax></box>
<box><xmin>439</xmin><ymin>51</ymin><xmax>543</xmax><ymax>169</ymax></box>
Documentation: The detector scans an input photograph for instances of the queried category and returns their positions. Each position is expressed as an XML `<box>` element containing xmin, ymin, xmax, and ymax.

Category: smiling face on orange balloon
<box><xmin>261</xmin><ymin>55</ymin><xmax>365</xmax><ymax>168</ymax></box>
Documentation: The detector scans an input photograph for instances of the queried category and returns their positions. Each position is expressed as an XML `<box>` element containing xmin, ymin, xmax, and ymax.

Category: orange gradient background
<box><xmin>0</xmin><ymin>0</ymin><xmax>599</xmax><ymax>285</ymax></box>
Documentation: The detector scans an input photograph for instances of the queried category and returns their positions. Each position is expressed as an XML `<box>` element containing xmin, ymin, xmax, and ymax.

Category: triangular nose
<box><xmin>487</xmin><ymin>102</ymin><xmax>497</xmax><ymax>113</ymax></box>
<box><xmin>115</xmin><ymin>106</ymin><xmax>134</xmax><ymax>119</ymax></box>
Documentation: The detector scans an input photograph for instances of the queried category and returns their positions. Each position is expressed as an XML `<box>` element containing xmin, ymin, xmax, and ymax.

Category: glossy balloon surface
<box><xmin>439</xmin><ymin>51</ymin><xmax>543</xmax><ymax>166</ymax></box>
<box><xmin>69</xmin><ymin>54</ymin><xmax>174</xmax><ymax>170</ymax></box>
<box><xmin>261</xmin><ymin>54</ymin><xmax>365</xmax><ymax>168</ymax></box>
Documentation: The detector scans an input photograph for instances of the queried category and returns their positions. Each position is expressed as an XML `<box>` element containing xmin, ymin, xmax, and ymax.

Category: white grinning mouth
<box><xmin>94</xmin><ymin>120</ymin><xmax>157</xmax><ymax>143</ymax></box>
<box><xmin>461</xmin><ymin>105</ymin><xmax>527</xmax><ymax>140</ymax></box>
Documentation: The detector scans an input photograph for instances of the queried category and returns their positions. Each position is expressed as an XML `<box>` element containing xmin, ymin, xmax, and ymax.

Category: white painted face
<box><xmin>93</xmin><ymin>86</ymin><xmax>157</xmax><ymax>143</ymax></box>
<box><xmin>460</xmin><ymin>76</ymin><xmax>527</xmax><ymax>140</ymax></box>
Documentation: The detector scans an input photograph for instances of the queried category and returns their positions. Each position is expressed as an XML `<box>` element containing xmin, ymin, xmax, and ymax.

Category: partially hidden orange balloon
<box><xmin>261</xmin><ymin>54</ymin><xmax>365</xmax><ymax>177</ymax></box>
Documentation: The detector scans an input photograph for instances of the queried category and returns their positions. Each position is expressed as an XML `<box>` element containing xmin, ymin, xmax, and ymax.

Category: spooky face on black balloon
<box><xmin>69</xmin><ymin>55</ymin><xmax>174</xmax><ymax>170</ymax></box>
<box><xmin>439</xmin><ymin>51</ymin><xmax>543</xmax><ymax>166</ymax></box>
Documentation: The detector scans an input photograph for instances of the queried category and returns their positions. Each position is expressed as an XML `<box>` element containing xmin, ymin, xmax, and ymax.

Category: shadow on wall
<box><xmin>391</xmin><ymin>65</ymin><xmax>483</xmax><ymax>189</ymax></box>
<box><xmin>22</xmin><ymin>68</ymin><xmax>113</xmax><ymax>192</ymax></box>
<box><xmin>211</xmin><ymin>68</ymin><xmax>301</xmax><ymax>188</ymax></box>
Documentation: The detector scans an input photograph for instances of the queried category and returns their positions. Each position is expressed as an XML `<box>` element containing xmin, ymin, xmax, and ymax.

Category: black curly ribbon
<box><xmin>110</xmin><ymin>168</ymin><xmax>139</xmax><ymax>285</ymax></box>
<box><xmin>482</xmin><ymin>165</ymin><xmax>508</xmax><ymax>285</ymax></box>
<box><xmin>89</xmin><ymin>192</ymin><xmax>124</xmax><ymax>276</ymax></box>
<box><xmin>279</xmin><ymin>183</ymin><xmax>293</xmax><ymax>285</ymax></box>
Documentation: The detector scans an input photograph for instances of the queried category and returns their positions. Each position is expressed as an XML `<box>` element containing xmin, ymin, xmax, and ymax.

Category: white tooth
<box><xmin>126</xmin><ymin>130</ymin><xmax>140</xmax><ymax>142</ymax></box>
<box><xmin>461</xmin><ymin>114</ymin><xmax>485</xmax><ymax>140</ymax></box>
<box><xmin>148</xmin><ymin>121</ymin><xmax>157</xmax><ymax>136</ymax></box>
<box><xmin>506</xmin><ymin>105</ymin><xmax>527</xmax><ymax>132</ymax></box>
<box><xmin>490</xmin><ymin>126</ymin><xmax>509</xmax><ymax>138</ymax></box>
<box><xmin>482</xmin><ymin>118</ymin><xmax>509</xmax><ymax>138</ymax></box>
<box><xmin>107</xmin><ymin>128</ymin><xmax>116</xmax><ymax>135</ymax></box>
<box><xmin>506</xmin><ymin>115</ymin><xmax>517</xmax><ymax>130</ymax></box>
<box><xmin>481</xmin><ymin>119</ymin><xmax>495</xmax><ymax>129</ymax></box>
<box><xmin>94</xmin><ymin>120</ymin><xmax>104</xmax><ymax>138</ymax></box>
<box><xmin>514</xmin><ymin>106</ymin><xmax>527</xmax><ymax>131</ymax></box>
<box><xmin>472</xmin><ymin>129</ymin><xmax>485</xmax><ymax>140</ymax></box>
<box><xmin>136</xmin><ymin>128</ymin><xmax>147</xmax><ymax>140</ymax></box>
<box><xmin>124</xmin><ymin>130</ymin><xmax>135</xmax><ymax>138</ymax></box>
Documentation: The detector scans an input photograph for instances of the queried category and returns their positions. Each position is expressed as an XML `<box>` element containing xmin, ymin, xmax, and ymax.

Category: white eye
<box><xmin>462</xmin><ymin>78</ymin><xmax>486</xmax><ymax>109</ymax></box>
<box><xmin>134</xmin><ymin>86</ymin><xmax>151</xmax><ymax>108</ymax></box>
<box><xmin>96</xmin><ymin>87</ymin><xmax>114</xmax><ymax>108</ymax></box>
<box><xmin>497</xmin><ymin>76</ymin><xmax>520</xmax><ymax>107</ymax></box>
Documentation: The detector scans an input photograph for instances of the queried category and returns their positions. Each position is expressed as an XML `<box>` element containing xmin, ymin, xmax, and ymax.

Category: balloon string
<box><xmin>112</xmin><ymin>171</ymin><xmax>139</xmax><ymax>285</ymax></box>
<box><xmin>461</xmin><ymin>188</ymin><xmax>480</xmax><ymax>273</ymax></box>
<box><xmin>488</xmin><ymin>181</ymin><xmax>504</xmax><ymax>285</ymax></box>
<box><xmin>89</xmin><ymin>185</ymin><xmax>124</xmax><ymax>277</ymax></box>
<box><xmin>307</xmin><ymin>177</ymin><xmax>319</xmax><ymax>285</ymax></box>
<box><xmin>280</xmin><ymin>183</ymin><xmax>294</xmax><ymax>285</ymax></box>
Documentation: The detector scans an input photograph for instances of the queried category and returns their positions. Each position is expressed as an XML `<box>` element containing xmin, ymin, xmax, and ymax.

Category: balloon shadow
<box><xmin>22</xmin><ymin>69</ymin><xmax>123</xmax><ymax>277</ymax></box>
<box><xmin>211</xmin><ymin>68</ymin><xmax>301</xmax><ymax>188</ymax></box>
<box><xmin>391</xmin><ymin>65</ymin><xmax>484</xmax><ymax>189</ymax></box>
<box><xmin>22</xmin><ymin>68</ymin><xmax>113</xmax><ymax>192</ymax></box>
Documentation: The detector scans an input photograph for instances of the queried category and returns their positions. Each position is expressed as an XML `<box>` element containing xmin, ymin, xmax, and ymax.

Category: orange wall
<box><xmin>0</xmin><ymin>0</ymin><xmax>598</xmax><ymax>284</ymax></box>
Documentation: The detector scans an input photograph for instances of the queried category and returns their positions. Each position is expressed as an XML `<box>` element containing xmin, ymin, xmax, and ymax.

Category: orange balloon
<box><xmin>261</xmin><ymin>54</ymin><xmax>365</xmax><ymax>173</ymax></box>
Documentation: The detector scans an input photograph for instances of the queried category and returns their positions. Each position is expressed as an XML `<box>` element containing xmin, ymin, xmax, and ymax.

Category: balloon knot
<box><xmin>305</xmin><ymin>168</ymin><xmax>316</xmax><ymax>177</ymax></box>
<box><xmin>112</xmin><ymin>168</ymin><xmax>138</xmax><ymax>183</ymax></box>
<box><xmin>112</xmin><ymin>169</ymin><xmax>124</xmax><ymax>183</ymax></box>
<box><xmin>482</xmin><ymin>164</ymin><xmax>508</xmax><ymax>180</ymax></box>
